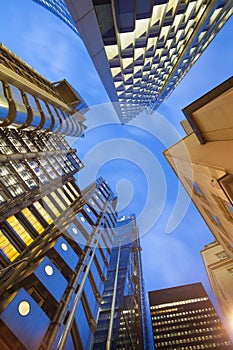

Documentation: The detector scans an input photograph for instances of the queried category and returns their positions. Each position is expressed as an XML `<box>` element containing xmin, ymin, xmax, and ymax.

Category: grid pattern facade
<box><xmin>149</xmin><ymin>283</ymin><xmax>233</xmax><ymax>350</ymax></box>
<box><xmin>65</xmin><ymin>0</ymin><xmax>233</xmax><ymax>123</ymax></box>
<box><xmin>93</xmin><ymin>215</ymin><xmax>149</xmax><ymax>350</ymax></box>
<box><xmin>33</xmin><ymin>0</ymin><xmax>80</xmax><ymax>36</ymax></box>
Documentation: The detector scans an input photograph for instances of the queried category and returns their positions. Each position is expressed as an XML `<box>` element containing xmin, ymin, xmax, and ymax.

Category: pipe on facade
<box><xmin>106</xmin><ymin>241</ymin><xmax>122</xmax><ymax>350</ymax></box>
<box><xmin>56</xmin><ymin>230</ymin><xmax>102</xmax><ymax>350</ymax></box>
<box><xmin>0</xmin><ymin>149</ymin><xmax>69</xmax><ymax>162</ymax></box>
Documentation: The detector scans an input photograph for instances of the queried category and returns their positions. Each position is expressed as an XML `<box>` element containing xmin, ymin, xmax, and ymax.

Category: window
<box><xmin>6</xmin><ymin>216</ymin><xmax>33</xmax><ymax>246</ymax></box>
<box><xmin>0</xmin><ymin>229</ymin><xmax>19</xmax><ymax>261</ymax></box>
<box><xmin>0</xmin><ymin>164</ymin><xmax>25</xmax><ymax>197</ymax></box>
<box><xmin>214</xmin><ymin>195</ymin><xmax>233</xmax><ymax>221</ymax></box>
<box><xmin>203</xmin><ymin>208</ymin><xmax>220</xmax><ymax>226</ymax></box>
<box><xmin>193</xmin><ymin>182</ymin><xmax>203</xmax><ymax>196</ymax></box>
<box><xmin>21</xmin><ymin>208</ymin><xmax>44</xmax><ymax>234</ymax></box>
<box><xmin>33</xmin><ymin>201</ymin><xmax>53</xmax><ymax>224</ymax></box>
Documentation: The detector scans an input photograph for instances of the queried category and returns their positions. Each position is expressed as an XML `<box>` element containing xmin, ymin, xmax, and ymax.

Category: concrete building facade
<box><xmin>201</xmin><ymin>241</ymin><xmax>233</xmax><ymax>322</ymax></box>
<box><xmin>164</xmin><ymin>77</ymin><xmax>233</xmax><ymax>258</ymax></box>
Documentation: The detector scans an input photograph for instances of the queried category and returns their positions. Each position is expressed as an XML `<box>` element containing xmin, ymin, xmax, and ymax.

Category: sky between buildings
<box><xmin>1</xmin><ymin>0</ymin><xmax>233</xmax><ymax>336</ymax></box>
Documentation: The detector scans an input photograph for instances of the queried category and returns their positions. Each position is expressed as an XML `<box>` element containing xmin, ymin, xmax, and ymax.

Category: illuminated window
<box><xmin>50</xmin><ymin>192</ymin><xmax>66</xmax><ymax>211</ymax></box>
<box><xmin>33</xmin><ymin>201</ymin><xmax>53</xmax><ymax>224</ymax></box>
<box><xmin>7</xmin><ymin>216</ymin><xmax>33</xmax><ymax>246</ymax></box>
<box><xmin>0</xmin><ymin>229</ymin><xmax>19</xmax><ymax>261</ymax></box>
<box><xmin>57</xmin><ymin>188</ymin><xmax>71</xmax><ymax>205</ymax></box>
<box><xmin>21</xmin><ymin>208</ymin><xmax>44</xmax><ymax>234</ymax></box>
<box><xmin>66</xmin><ymin>182</ymin><xmax>80</xmax><ymax>198</ymax></box>
<box><xmin>0</xmin><ymin>164</ymin><xmax>25</xmax><ymax>197</ymax></box>
<box><xmin>63</xmin><ymin>184</ymin><xmax>75</xmax><ymax>201</ymax></box>
<box><xmin>18</xmin><ymin>301</ymin><xmax>30</xmax><ymax>316</ymax></box>
<box><xmin>43</xmin><ymin>196</ymin><xmax>60</xmax><ymax>217</ymax></box>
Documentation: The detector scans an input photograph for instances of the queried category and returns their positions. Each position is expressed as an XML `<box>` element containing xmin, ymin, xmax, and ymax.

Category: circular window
<box><xmin>72</xmin><ymin>227</ymin><xmax>78</xmax><ymax>234</ymax></box>
<box><xmin>18</xmin><ymin>301</ymin><xmax>30</xmax><ymax>316</ymax></box>
<box><xmin>45</xmin><ymin>265</ymin><xmax>54</xmax><ymax>276</ymax></box>
<box><xmin>61</xmin><ymin>243</ymin><xmax>68</xmax><ymax>251</ymax></box>
<box><xmin>80</xmin><ymin>216</ymin><xmax>85</xmax><ymax>222</ymax></box>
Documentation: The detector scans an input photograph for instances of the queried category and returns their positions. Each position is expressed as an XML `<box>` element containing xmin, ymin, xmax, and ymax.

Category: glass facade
<box><xmin>65</xmin><ymin>0</ymin><xmax>233</xmax><ymax>123</ymax></box>
<box><xmin>33</xmin><ymin>0</ymin><xmax>80</xmax><ymax>36</ymax></box>
<box><xmin>93</xmin><ymin>215</ymin><xmax>150</xmax><ymax>350</ymax></box>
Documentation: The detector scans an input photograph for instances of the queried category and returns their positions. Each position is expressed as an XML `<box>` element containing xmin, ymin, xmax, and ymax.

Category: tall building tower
<box><xmin>164</xmin><ymin>76</ymin><xmax>233</xmax><ymax>258</ymax></box>
<box><xmin>93</xmin><ymin>215</ymin><xmax>149</xmax><ymax>350</ymax></box>
<box><xmin>0</xmin><ymin>43</ymin><xmax>119</xmax><ymax>350</ymax></box>
<box><xmin>31</xmin><ymin>0</ymin><xmax>233</xmax><ymax>122</ymax></box>
<box><xmin>149</xmin><ymin>283</ymin><xmax>233</xmax><ymax>349</ymax></box>
<box><xmin>62</xmin><ymin>0</ymin><xmax>232</xmax><ymax>123</ymax></box>
<box><xmin>201</xmin><ymin>241</ymin><xmax>233</xmax><ymax>323</ymax></box>
<box><xmin>32</xmin><ymin>0</ymin><xmax>80</xmax><ymax>36</ymax></box>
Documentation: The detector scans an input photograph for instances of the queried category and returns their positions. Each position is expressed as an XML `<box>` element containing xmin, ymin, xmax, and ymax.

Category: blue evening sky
<box><xmin>1</xmin><ymin>0</ymin><xmax>233</xmax><ymax>335</ymax></box>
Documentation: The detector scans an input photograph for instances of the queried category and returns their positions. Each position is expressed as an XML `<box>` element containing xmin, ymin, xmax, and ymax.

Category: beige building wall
<box><xmin>164</xmin><ymin>77</ymin><xmax>233</xmax><ymax>257</ymax></box>
<box><xmin>201</xmin><ymin>241</ymin><xmax>233</xmax><ymax>320</ymax></box>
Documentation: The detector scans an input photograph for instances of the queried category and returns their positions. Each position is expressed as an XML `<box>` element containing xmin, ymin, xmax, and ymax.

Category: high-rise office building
<box><xmin>0</xmin><ymin>43</ymin><xmax>119</xmax><ymax>350</ymax></box>
<box><xmin>201</xmin><ymin>241</ymin><xmax>233</xmax><ymax>322</ymax></box>
<box><xmin>164</xmin><ymin>76</ymin><xmax>233</xmax><ymax>258</ymax></box>
<box><xmin>33</xmin><ymin>0</ymin><xmax>80</xmax><ymax>36</ymax></box>
<box><xmin>149</xmin><ymin>283</ymin><xmax>233</xmax><ymax>349</ymax></box>
<box><xmin>93</xmin><ymin>214</ymin><xmax>149</xmax><ymax>350</ymax></box>
<box><xmin>32</xmin><ymin>0</ymin><xmax>233</xmax><ymax>123</ymax></box>
<box><xmin>61</xmin><ymin>0</ymin><xmax>232</xmax><ymax>122</ymax></box>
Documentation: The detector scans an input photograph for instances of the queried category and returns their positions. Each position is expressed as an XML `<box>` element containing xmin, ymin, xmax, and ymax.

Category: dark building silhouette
<box><xmin>149</xmin><ymin>283</ymin><xmax>233</xmax><ymax>350</ymax></box>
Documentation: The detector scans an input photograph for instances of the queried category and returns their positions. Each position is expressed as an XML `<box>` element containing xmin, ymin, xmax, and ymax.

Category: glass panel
<box><xmin>21</xmin><ymin>208</ymin><xmax>44</xmax><ymax>234</ymax></box>
<box><xmin>7</xmin><ymin>216</ymin><xmax>33</xmax><ymax>246</ymax></box>
<box><xmin>43</xmin><ymin>196</ymin><xmax>60</xmax><ymax>217</ymax></box>
<box><xmin>33</xmin><ymin>201</ymin><xmax>53</xmax><ymax>225</ymax></box>
<box><xmin>0</xmin><ymin>229</ymin><xmax>19</xmax><ymax>262</ymax></box>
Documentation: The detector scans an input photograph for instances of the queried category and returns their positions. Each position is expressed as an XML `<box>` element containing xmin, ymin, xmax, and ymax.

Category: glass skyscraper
<box><xmin>93</xmin><ymin>214</ymin><xmax>150</xmax><ymax>350</ymax></box>
<box><xmin>32</xmin><ymin>0</ymin><xmax>233</xmax><ymax>122</ymax></box>
<box><xmin>64</xmin><ymin>0</ymin><xmax>233</xmax><ymax>123</ymax></box>
<box><xmin>33</xmin><ymin>0</ymin><xmax>80</xmax><ymax>37</ymax></box>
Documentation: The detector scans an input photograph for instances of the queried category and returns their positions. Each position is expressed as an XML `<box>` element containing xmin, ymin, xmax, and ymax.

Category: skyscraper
<box><xmin>32</xmin><ymin>0</ymin><xmax>80</xmax><ymax>36</ymax></box>
<box><xmin>93</xmin><ymin>215</ymin><xmax>149</xmax><ymax>350</ymax></box>
<box><xmin>0</xmin><ymin>43</ymin><xmax>119</xmax><ymax>350</ymax></box>
<box><xmin>62</xmin><ymin>0</ymin><xmax>233</xmax><ymax>123</ymax></box>
<box><xmin>149</xmin><ymin>283</ymin><xmax>233</xmax><ymax>349</ymax></box>
<box><xmin>164</xmin><ymin>76</ymin><xmax>233</xmax><ymax>258</ymax></box>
